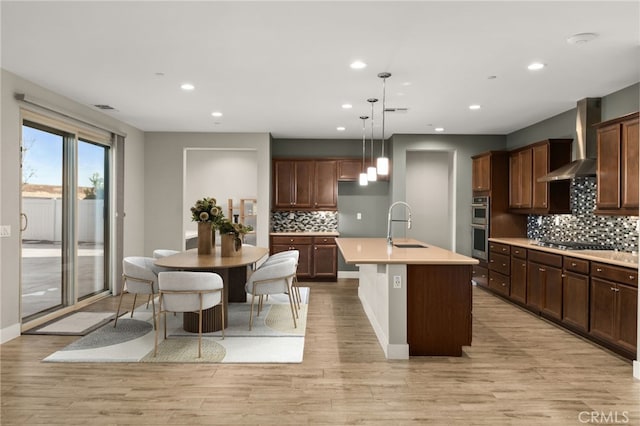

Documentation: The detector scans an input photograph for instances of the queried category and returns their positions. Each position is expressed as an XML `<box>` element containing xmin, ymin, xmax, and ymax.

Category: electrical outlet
<box><xmin>0</xmin><ymin>225</ymin><xmax>10</xmax><ymax>238</ymax></box>
<box><xmin>356</xmin><ymin>212</ymin><xmax>362</xmax><ymax>220</ymax></box>
<box><xmin>393</xmin><ymin>275</ymin><xmax>402</xmax><ymax>289</ymax></box>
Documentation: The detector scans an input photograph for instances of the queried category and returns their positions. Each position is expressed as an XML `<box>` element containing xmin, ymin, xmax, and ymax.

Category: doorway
<box><xmin>20</xmin><ymin>119</ymin><xmax>110</xmax><ymax>320</ymax></box>
<box><xmin>406</xmin><ymin>150</ymin><xmax>456</xmax><ymax>250</ymax></box>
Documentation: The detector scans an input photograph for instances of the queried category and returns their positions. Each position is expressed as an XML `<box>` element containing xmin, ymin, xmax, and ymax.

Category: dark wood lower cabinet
<box><xmin>510</xmin><ymin>258</ymin><xmax>527</xmax><ymax>304</ymax></box>
<box><xmin>270</xmin><ymin>235</ymin><xmax>337</xmax><ymax>281</ymax></box>
<box><xmin>562</xmin><ymin>271</ymin><xmax>589</xmax><ymax>332</ymax></box>
<box><xmin>484</xmin><ymin>243</ymin><xmax>637</xmax><ymax>360</ymax></box>
<box><xmin>407</xmin><ymin>264</ymin><xmax>472</xmax><ymax>356</ymax></box>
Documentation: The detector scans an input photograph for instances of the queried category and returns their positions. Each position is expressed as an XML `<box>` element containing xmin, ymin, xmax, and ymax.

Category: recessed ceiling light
<box><xmin>350</xmin><ymin>61</ymin><xmax>367</xmax><ymax>69</ymax></box>
<box><xmin>211</xmin><ymin>112</ymin><xmax>223</xmax><ymax>117</ymax></box>
<box><xmin>527</xmin><ymin>62</ymin><xmax>545</xmax><ymax>71</ymax></box>
<box><xmin>336</xmin><ymin>126</ymin><xmax>346</xmax><ymax>131</ymax></box>
<box><xmin>181</xmin><ymin>83</ymin><xmax>195</xmax><ymax>91</ymax></box>
<box><xmin>487</xmin><ymin>75</ymin><xmax>497</xmax><ymax>80</ymax></box>
<box><xmin>435</xmin><ymin>127</ymin><xmax>445</xmax><ymax>132</ymax></box>
<box><xmin>342</xmin><ymin>104</ymin><xmax>353</xmax><ymax>109</ymax></box>
<box><xmin>469</xmin><ymin>104</ymin><xmax>481</xmax><ymax>110</ymax></box>
<box><xmin>402</xmin><ymin>82</ymin><xmax>412</xmax><ymax>87</ymax></box>
<box><xmin>567</xmin><ymin>32</ymin><xmax>598</xmax><ymax>45</ymax></box>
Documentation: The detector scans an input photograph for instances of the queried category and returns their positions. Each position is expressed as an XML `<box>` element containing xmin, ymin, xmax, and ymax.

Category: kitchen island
<box><xmin>336</xmin><ymin>237</ymin><xmax>479</xmax><ymax>359</ymax></box>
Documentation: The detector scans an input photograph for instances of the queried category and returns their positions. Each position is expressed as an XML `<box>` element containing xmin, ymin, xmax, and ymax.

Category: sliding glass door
<box><xmin>20</xmin><ymin>119</ymin><xmax>111</xmax><ymax>320</ymax></box>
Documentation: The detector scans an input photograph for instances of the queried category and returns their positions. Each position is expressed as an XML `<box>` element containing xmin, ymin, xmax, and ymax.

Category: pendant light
<box><xmin>376</xmin><ymin>72</ymin><xmax>391</xmax><ymax>176</ymax></box>
<box><xmin>367</xmin><ymin>98</ymin><xmax>378</xmax><ymax>181</ymax></box>
<box><xmin>359</xmin><ymin>115</ymin><xmax>369</xmax><ymax>186</ymax></box>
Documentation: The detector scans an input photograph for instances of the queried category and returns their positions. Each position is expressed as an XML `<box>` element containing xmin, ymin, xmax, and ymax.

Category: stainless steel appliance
<box><xmin>534</xmin><ymin>240</ymin><xmax>614</xmax><ymax>250</ymax></box>
<box><xmin>471</xmin><ymin>196</ymin><xmax>489</xmax><ymax>260</ymax></box>
<box><xmin>471</xmin><ymin>196</ymin><xmax>489</xmax><ymax>225</ymax></box>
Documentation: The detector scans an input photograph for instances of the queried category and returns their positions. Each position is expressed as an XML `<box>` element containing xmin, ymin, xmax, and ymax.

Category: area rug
<box><xmin>24</xmin><ymin>311</ymin><xmax>122</xmax><ymax>336</ymax></box>
<box><xmin>43</xmin><ymin>288</ymin><xmax>309</xmax><ymax>363</ymax></box>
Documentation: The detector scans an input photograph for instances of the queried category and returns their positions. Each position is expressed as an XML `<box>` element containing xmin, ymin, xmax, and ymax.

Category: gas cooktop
<box><xmin>535</xmin><ymin>241</ymin><xmax>614</xmax><ymax>250</ymax></box>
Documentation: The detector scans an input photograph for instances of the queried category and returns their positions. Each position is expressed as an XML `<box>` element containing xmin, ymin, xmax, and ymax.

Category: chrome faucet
<box><xmin>387</xmin><ymin>201</ymin><xmax>412</xmax><ymax>246</ymax></box>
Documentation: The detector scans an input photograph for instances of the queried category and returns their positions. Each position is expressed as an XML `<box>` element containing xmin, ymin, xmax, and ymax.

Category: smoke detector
<box><xmin>567</xmin><ymin>33</ymin><xmax>598</xmax><ymax>45</ymax></box>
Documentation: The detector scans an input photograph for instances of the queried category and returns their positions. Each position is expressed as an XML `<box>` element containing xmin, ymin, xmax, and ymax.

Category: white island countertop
<box><xmin>336</xmin><ymin>238</ymin><xmax>478</xmax><ymax>265</ymax></box>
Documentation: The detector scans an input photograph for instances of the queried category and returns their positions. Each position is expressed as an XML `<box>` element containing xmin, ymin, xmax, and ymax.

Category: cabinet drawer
<box><xmin>592</xmin><ymin>262</ymin><xmax>638</xmax><ymax>287</ymax></box>
<box><xmin>271</xmin><ymin>236</ymin><xmax>314</xmax><ymax>245</ymax></box>
<box><xmin>528</xmin><ymin>249</ymin><xmax>562</xmax><ymax>268</ymax></box>
<box><xmin>512</xmin><ymin>246</ymin><xmax>527</xmax><ymax>259</ymax></box>
<box><xmin>489</xmin><ymin>242</ymin><xmax>510</xmax><ymax>255</ymax></box>
<box><xmin>489</xmin><ymin>270</ymin><xmax>510</xmax><ymax>296</ymax></box>
<box><xmin>472</xmin><ymin>265</ymin><xmax>488</xmax><ymax>287</ymax></box>
<box><xmin>489</xmin><ymin>252</ymin><xmax>510</xmax><ymax>275</ymax></box>
<box><xmin>563</xmin><ymin>256</ymin><xmax>589</xmax><ymax>274</ymax></box>
<box><xmin>313</xmin><ymin>236</ymin><xmax>336</xmax><ymax>245</ymax></box>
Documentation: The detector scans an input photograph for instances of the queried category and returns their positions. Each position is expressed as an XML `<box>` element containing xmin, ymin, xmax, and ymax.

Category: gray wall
<box><xmin>506</xmin><ymin>83</ymin><xmax>640</xmax><ymax>150</ymax></box>
<box><xmin>390</xmin><ymin>134</ymin><xmax>507</xmax><ymax>257</ymax></box>
<box><xmin>144</xmin><ymin>133</ymin><xmax>272</xmax><ymax>254</ymax></box>
<box><xmin>272</xmin><ymin>138</ymin><xmax>389</xmax><ymax>271</ymax></box>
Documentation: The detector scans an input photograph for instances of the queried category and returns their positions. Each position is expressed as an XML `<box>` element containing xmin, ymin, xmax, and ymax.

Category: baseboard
<box><xmin>634</xmin><ymin>360</ymin><xmax>640</xmax><ymax>380</ymax></box>
<box><xmin>338</xmin><ymin>271</ymin><xmax>359</xmax><ymax>279</ymax></box>
<box><xmin>0</xmin><ymin>323</ymin><xmax>21</xmax><ymax>344</ymax></box>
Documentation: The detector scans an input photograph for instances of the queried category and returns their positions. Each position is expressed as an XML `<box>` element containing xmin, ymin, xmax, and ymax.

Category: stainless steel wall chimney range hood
<box><xmin>537</xmin><ymin>98</ymin><xmax>601</xmax><ymax>182</ymax></box>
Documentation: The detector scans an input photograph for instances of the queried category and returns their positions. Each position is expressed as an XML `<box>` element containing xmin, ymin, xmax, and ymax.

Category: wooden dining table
<box><xmin>154</xmin><ymin>246</ymin><xmax>269</xmax><ymax>332</ymax></box>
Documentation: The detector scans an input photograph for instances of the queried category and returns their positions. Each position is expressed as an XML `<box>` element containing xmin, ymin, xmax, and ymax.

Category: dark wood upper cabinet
<box><xmin>472</xmin><ymin>153</ymin><xmax>491</xmax><ymax>192</ymax></box>
<box><xmin>509</xmin><ymin>139</ymin><xmax>571</xmax><ymax>214</ymax></box>
<box><xmin>272</xmin><ymin>159</ymin><xmax>337</xmax><ymax>211</ymax></box>
<box><xmin>596</xmin><ymin>112</ymin><xmax>639</xmax><ymax>215</ymax></box>
<box><xmin>313</xmin><ymin>160</ymin><xmax>338</xmax><ymax>209</ymax></box>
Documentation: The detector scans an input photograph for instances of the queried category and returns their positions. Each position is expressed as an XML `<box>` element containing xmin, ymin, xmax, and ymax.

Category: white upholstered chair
<box><xmin>245</xmin><ymin>257</ymin><xmax>298</xmax><ymax>331</ymax></box>
<box><xmin>115</xmin><ymin>257</ymin><xmax>159</xmax><ymax>329</ymax></box>
<box><xmin>264</xmin><ymin>250</ymin><xmax>301</xmax><ymax>310</ymax></box>
<box><xmin>155</xmin><ymin>271</ymin><xmax>224</xmax><ymax>358</ymax></box>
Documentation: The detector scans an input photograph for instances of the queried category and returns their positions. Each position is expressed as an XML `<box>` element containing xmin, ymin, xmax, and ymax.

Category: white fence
<box><xmin>22</xmin><ymin>198</ymin><xmax>104</xmax><ymax>243</ymax></box>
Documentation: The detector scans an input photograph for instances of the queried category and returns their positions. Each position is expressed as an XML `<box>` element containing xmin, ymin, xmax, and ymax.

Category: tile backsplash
<box><xmin>271</xmin><ymin>211</ymin><xmax>338</xmax><ymax>232</ymax></box>
<box><xmin>527</xmin><ymin>177</ymin><xmax>638</xmax><ymax>252</ymax></box>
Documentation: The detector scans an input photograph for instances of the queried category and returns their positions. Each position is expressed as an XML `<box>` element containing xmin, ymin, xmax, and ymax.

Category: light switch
<box><xmin>0</xmin><ymin>225</ymin><xmax>10</xmax><ymax>237</ymax></box>
<box><xmin>356</xmin><ymin>212</ymin><xmax>362</xmax><ymax>220</ymax></box>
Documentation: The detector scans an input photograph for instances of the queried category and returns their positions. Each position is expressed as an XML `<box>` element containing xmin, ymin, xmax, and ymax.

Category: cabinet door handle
<box><xmin>611</xmin><ymin>287</ymin><xmax>620</xmax><ymax>292</ymax></box>
<box><xmin>502</xmin><ymin>263</ymin><xmax>507</xmax><ymax>267</ymax></box>
<box><xmin>502</xmin><ymin>248</ymin><xmax>507</xmax><ymax>252</ymax></box>
<box><xmin>502</xmin><ymin>283</ymin><xmax>507</xmax><ymax>287</ymax></box>
<box><xmin>596</xmin><ymin>268</ymin><xmax>603</xmax><ymax>272</ymax></box>
<box><xmin>490</xmin><ymin>259</ymin><xmax>494</xmax><ymax>263</ymax></box>
<box><xmin>629</xmin><ymin>275</ymin><xmax>636</xmax><ymax>280</ymax></box>
<box><xmin>314</xmin><ymin>247</ymin><xmax>318</xmax><ymax>250</ymax></box>
<box><xmin>539</xmin><ymin>268</ymin><xmax>546</xmax><ymax>272</ymax></box>
<box><xmin>571</xmin><ymin>262</ymin><xmax>577</xmax><ymax>267</ymax></box>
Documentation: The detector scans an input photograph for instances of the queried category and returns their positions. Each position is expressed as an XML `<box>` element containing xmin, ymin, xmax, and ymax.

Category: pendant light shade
<box><xmin>367</xmin><ymin>98</ymin><xmax>378</xmax><ymax>182</ymax></box>
<box><xmin>376</xmin><ymin>72</ymin><xmax>391</xmax><ymax>176</ymax></box>
<box><xmin>359</xmin><ymin>115</ymin><xmax>369</xmax><ymax>186</ymax></box>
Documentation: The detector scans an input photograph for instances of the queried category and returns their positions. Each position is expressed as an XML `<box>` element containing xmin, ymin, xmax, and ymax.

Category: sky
<box><xmin>22</xmin><ymin>125</ymin><xmax>106</xmax><ymax>187</ymax></box>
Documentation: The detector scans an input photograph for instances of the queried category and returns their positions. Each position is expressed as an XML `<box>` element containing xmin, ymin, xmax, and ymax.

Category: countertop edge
<box><xmin>489</xmin><ymin>237</ymin><xmax>638</xmax><ymax>269</ymax></box>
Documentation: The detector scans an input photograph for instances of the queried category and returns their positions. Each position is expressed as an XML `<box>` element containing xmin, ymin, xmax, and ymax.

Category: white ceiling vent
<box><xmin>93</xmin><ymin>104</ymin><xmax>116</xmax><ymax>110</ymax></box>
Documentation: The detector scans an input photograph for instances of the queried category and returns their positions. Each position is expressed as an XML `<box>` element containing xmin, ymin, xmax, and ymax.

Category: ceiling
<box><xmin>2</xmin><ymin>1</ymin><xmax>639</xmax><ymax>139</ymax></box>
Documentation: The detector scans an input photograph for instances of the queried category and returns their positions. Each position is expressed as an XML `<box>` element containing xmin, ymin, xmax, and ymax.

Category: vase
<box><xmin>197</xmin><ymin>222</ymin><xmax>214</xmax><ymax>255</ymax></box>
<box><xmin>221</xmin><ymin>233</ymin><xmax>242</xmax><ymax>257</ymax></box>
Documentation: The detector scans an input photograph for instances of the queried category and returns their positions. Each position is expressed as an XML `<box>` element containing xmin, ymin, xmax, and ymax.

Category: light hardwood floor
<box><xmin>1</xmin><ymin>280</ymin><xmax>638</xmax><ymax>425</ymax></box>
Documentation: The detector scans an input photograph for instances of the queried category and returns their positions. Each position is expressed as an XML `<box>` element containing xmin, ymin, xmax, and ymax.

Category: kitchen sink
<box><xmin>393</xmin><ymin>243</ymin><xmax>428</xmax><ymax>248</ymax></box>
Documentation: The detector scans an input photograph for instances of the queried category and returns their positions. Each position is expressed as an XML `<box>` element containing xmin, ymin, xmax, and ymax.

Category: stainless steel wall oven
<box><xmin>471</xmin><ymin>196</ymin><xmax>489</xmax><ymax>260</ymax></box>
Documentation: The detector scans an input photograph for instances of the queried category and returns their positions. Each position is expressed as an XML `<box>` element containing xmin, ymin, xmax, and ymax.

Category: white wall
<box><xmin>144</xmin><ymin>132</ymin><xmax>271</xmax><ymax>254</ymax></box>
<box><xmin>406</xmin><ymin>150</ymin><xmax>454</xmax><ymax>250</ymax></box>
<box><xmin>0</xmin><ymin>69</ymin><xmax>146</xmax><ymax>342</ymax></box>
<box><xmin>184</xmin><ymin>149</ymin><xmax>258</xmax><ymax>239</ymax></box>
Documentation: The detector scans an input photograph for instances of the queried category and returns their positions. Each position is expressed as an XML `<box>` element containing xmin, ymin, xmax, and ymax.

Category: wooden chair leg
<box><xmin>286</xmin><ymin>289</ymin><xmax>297</xmax><ymax>328</ymax></box>
<box><xmin>114</xmin><ymin>290</ymin><xmax>125</xmax><ymax>328</ymax></box>
<box><xmin>131</xmin><ymin>293</ymin><xmax>138</xmax><ymax>318</ymax></box>
<box><xmin>198</xmin><ymin>296</ymin><xmax>203</xmax><ymax>358</ymax></box>
<box><xmin>249</xmin><ymin>293</ymin><xmax>255</xmax><ymax>331</ymax></box>
<box><xmin>150</xmin><ymin>293</ymin><xmax>157</xmax><ymax>330</ymax></box>
<box><xmin>221</xmin><ymin>298</ymin><xmax>225</xmax><ymax>340</ymax></box>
